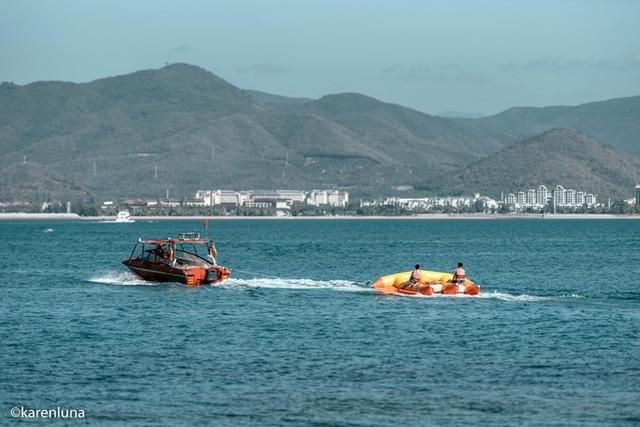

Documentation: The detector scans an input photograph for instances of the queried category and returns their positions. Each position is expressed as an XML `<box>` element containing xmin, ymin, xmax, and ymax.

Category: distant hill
<box><xmin>458</xmin><ymin>96</ymin><xmax>640</xmax><ymax>157</ymax></box>
<box><xmin>0</xmin><ymin>63</ymin><xmax>505</xmax><ymax>201</ymax></box>
<box><xmin>1</xmin><ymin>64</ymin><xmax>638</xmax><ymax>202</ymax></box>
<box><xmin>245</xmin><ymin>89</ymin><xmax>312</xmax><ymax>106</ymax></box>
<box><xmin>436</xmin><ymin>128</ymin><xmax>640</xmax><ymax>199</ymax></box>
<box><xmin>0</xmin><ymin>162</ymin><xmax>88</xmax><ymax>201</ymax></box>
<box><xmin>438</xmin><ymin>111</ymin><xmax>485</xmax><ymax>119</ymax></box>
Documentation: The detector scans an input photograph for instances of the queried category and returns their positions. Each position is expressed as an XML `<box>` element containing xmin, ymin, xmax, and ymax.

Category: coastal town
<box><xmin>114</xmin><ymin>183</ymin><xmax>638</xmax><ymax>215</ymax></box>
<box><xmin>2</xmin><ymin>184</ymin><xmax>639</xmax><ymax>217</ymax></box>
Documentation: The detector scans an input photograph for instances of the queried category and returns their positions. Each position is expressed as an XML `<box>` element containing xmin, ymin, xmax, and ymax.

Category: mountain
<box><xmin>0</xmin><ymin>162</ymin><xmax>88</xmax><ymax>201</ymax></box>
<box><xmin>245</xmin><ymin>89</ymin><xmax>312</xmax><ymax>106</ymax></box>
<box><xmin>458</xmin><ymin>96</ymin><xmax>640</xmax><ymax>157</ymax></box>
<box><xmin>1</xmin><ymin>64</ymin><xmax>638</xmax><ymax>202</ymax></box>
<box><xmin>436</xmin><ymin>128</ymin><xmax>640</xmax><ymax>199</ymax></box>
<box><xmin>438</xmin><ymin>111</ymin><xmax>485</xmax><ymax>119</ymax></box>
<box><xmin>0</xmin><ymin>63</ymin><xmax>505</xmax><ymax>201</ymax></box>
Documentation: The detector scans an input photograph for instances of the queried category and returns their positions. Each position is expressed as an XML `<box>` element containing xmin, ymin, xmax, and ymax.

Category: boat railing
<box><xmin>178</xmin><ymin>232</ymin><xmax>200</xmax><ymax>240</ymax></box>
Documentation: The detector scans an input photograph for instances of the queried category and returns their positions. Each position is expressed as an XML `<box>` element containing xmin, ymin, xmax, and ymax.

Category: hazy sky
<box><xmin>1</xmin><ymin>0</ymin><xmax>639</xmax><ymax>115</ymax></box>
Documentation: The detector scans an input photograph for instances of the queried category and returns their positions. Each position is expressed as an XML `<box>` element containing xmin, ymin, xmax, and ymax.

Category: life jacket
<box><xmin>410</xmin><ymin>269</ymin><xmax>422</xmax><ymax>284</ymax></box>
<box><xmin>453</xmin><ymin>267</ymin><xmax>466</xmax><ymax>282</ymax></box>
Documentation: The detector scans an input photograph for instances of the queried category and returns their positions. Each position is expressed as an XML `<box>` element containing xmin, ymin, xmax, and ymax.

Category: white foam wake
<box><xmin>222</xmin><ymin>277</ymin><xmax>371</xmax><ymax>292</ymax></box>
<box><xmin>475</xmin><ymin>291</ymin><xmax>583</xmax><ymax>301</ymax></box>
<box><xmin>87</xmin><ymin>271</ymin><xmax>161</xmax><ymax>286</ymax></box>
<box><xmin>86</xmin><ymin>272</ymin><xmax>584</xmax><ymax>302</ymax></box>
<box><xmin>401</xmin><ymin>290</ymin><xmax>583</xmax><ymax>301</ymax></box>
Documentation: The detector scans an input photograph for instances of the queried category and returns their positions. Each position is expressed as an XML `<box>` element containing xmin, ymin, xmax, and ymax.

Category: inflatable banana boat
<box><xmin>371</xmin><ymin>270</ymin><xmax>480</xmax><ymax>296</ymax></box>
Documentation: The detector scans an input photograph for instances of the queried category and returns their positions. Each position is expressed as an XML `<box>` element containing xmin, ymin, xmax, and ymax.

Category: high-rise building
<box><xmin>527</xmin><ymin>189</ymin><xmax>536</xmax><ymax>205</ymax></box>
<box><xmin>565</xmin><ymin>189</ymin><xmax>576</xmax><ymax>206</ymax></box>
<box><xmin>553</xmin><ymin>185</ymin><xmax>565</xmax><ymax>210</ymax></box>
<box><xmin>537</xmin><ymin>185</ymin><xmax>549</xmax><ymax>206</ymax></box>
<box><xmin>636</xmin><ymin>184</ymin><xmax>640</xmax><ymax>209</ymax></box>
<box><xmin>517</xmin><ymin>191</ymin><xmax>526</xmax><ymax>205</ymax></box>
<box><xmin>506</xmin><ymin>193</ymin><xmax>517</xmax><ymax>206</ymax></box>
<box><xmin>576</xmin><ymin>191</ymin><xmax>585</xmax><ymax>205</ymax></box>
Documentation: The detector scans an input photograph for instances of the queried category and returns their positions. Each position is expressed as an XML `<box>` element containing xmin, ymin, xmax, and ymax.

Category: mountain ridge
<box><xmin>436</xmin><ymin>128</ymin><xmax>640</xmax><ymax>199</ymax></box>
<box><xmin>0</xmin><ymin>63</ymin><xmax>638</xmax><ymax>202</ymax></box>
<box><xmin>457</xmin><ymin>95</ymin><xmax>640</xmax><ymax>157</ymax></box>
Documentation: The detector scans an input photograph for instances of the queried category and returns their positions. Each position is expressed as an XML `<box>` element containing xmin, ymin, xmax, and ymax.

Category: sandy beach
<box><xmin>0</xmin><ymin>213</ymin><xmax>82</xmax><ymax>220</ymax></box>
<box><xmin>1</xmin><ymin>212</ymin><xmax>638</xmax><ymax>221</ymax></box>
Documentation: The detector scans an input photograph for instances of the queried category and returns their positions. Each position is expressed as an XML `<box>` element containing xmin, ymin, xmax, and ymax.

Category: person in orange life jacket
<box><xmin>451</xmin><ymin>262</ymin><xmax>466</xmax><ymax>284</ymax></box>
<box><xmin>395</xmin><ymin>264</ymin><xmax>427</xmax><ymax>291</ymax></box>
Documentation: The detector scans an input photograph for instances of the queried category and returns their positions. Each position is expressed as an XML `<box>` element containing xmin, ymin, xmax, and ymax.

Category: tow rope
<box><xmin>231</xmin><ymin>268</ymin><xmax>282</xmax><ymax>280</ymax></box>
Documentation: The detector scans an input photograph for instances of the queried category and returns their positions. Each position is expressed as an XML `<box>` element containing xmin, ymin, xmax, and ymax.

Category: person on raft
<box><xmin>395</xmin><ymin>264</ymin><xmax>428</xmax><ymax>291</ymax></box>
<box><xmin>451</xmin><ymin>262</ymin><xmax>466</xmax><ymax>284</ymax></box>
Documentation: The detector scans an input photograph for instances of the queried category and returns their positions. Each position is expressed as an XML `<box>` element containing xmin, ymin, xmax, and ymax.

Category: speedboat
<box><xmin>371</xmin><ymin>270</ymin><xmax>480</xmax><ymax>296</ymax></box>
<box><xmin>122</xmin><ymin>232</ymin><xmax>230</xmax><ymax>285</ymax></box>
<box><xmin>114</xmin><ymin>211</ymin><xmax>134</xmax><ymax>223</ymax></box>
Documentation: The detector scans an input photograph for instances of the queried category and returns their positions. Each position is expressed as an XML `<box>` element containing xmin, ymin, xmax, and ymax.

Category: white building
<box><xmin>244</xmin><ymin>200</ymin><xmax>272</xmax><ymax>208</ymax></box>
<box><xmin>477</xmin><ymin>196</ymin><xmax>499</xmax><ymax>210</ymax></box>
<box><xmin>384</xmin><ymin>197</ymin><xmax>430</xmax><ymax>210</ymax></box>
<box><xmin>219</xmin><ymin>191</ymin><xmax>242</xmax><ymax>206</ymax></box>
<box><xmin>194</xmin><ymin>190</ymin><xmax>214</xmax><ymax>206</ymax></box>
<box><xmin>159</xmin><ymin>199</ymin><xmax>181</xmax><ymax>207</ymax></box>
<box><xmin>537</xmin><ymin>185</ymin><xmax>549</xmax><ymax>206</ymax></box>
<box><xmin>250</xmin><ymin>190</ymin><xmax>306</xmax><ymax>203</ymax></box>
<box><xmin>183</xmin><ymin>199</ymin><xmax>205</xmax><ymax>207</ymax></box>
<box><xmin>553</xmin><ymin>185</ymin><xmax>565</xmax><ymax>208</ymax></box>
<box><xmin>328</xmin><ymin>190</ymin><xmax>349</xmax><ymax>207</ymax></box>
<box><xmin>194</xmin><ymin>190</ymin><xmax>249</xmax><ymax>207</ymax></box>
<box><xmin>308</xmin><ymin>190</ymin><xmax>349</xmax><ymax>207</ymax></box>
<box><xmin>527</xmin><ymin>189</ymin><xmax>536</xmax><ymax>205</ymax></box>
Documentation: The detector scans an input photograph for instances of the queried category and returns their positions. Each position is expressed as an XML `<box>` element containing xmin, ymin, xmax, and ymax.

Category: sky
<box><xmin>1</xmin><ymin>0</ymin><xmax>639</xmax><ymax>115</ymax></box>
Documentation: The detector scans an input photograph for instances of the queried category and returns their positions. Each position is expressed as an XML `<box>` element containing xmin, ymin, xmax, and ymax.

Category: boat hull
<box><xmin>371</xmin><ymin>270</ymin><xmax>479</xmax><ymax>296</ymax></box>
<box><xmin>122</xmin><ymin>259</ymin><xmax>230</xmax><ymax>285</ymax></box>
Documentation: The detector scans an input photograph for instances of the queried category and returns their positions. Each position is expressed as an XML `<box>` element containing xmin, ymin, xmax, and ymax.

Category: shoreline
<box><xmin>1</xmin><ymin>213</ymin><xmax>638</xmax><ymax>221</ymax></box>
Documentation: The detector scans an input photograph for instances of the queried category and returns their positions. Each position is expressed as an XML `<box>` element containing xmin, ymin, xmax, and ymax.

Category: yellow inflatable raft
<box><xmin>371</xmin><ymin>270</ymin><xmax>480</xmax><ymax>296</ymax></box>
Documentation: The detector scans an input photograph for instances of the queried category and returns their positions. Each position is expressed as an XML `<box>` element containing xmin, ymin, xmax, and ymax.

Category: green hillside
<box><xmin>0</xmin><ymin>64</ymin><xmax>503</xmax><ymax>201</ymax></box>
<box><xmin>1</xmin><ymin>64</ymin><xmax>638</xmax><ymax>202</ymax></box>
<box><xmin>438</xmin><ymin>128</ymin><xmax>640</xmax><ymax>199</ymax></box>
<box><xmin>458</xmin><ymin>96</ymin><xmax>640</xmax><ymax>157</ymax></box>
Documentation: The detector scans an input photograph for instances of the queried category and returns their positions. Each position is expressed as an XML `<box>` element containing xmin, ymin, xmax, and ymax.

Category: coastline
<box><xmin>1</xmin><ymin>212</ymin><xmax>638</xmax><ymax>221</ymax></box>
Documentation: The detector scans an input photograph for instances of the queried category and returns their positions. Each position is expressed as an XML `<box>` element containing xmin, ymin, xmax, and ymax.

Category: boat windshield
<box><xmin>128</xmin><ymin>239</ymin><xmax>215</xmax><ymax>266</ymax></box>
<box><xmin>174</xmin><ymin>248</ymin><xmax>213</xmax><ymax>265</ymax></box>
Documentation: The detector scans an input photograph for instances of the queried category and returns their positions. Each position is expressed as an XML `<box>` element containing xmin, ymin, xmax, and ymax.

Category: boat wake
<box><xmin>401</xmin><ymin>290</ymin><xmax>583</xmax><ymax>302</ymax></box>
<box><xmin>86</xmin><ymin>271</ymin><xmax>370</xmax><ymax>292</ymax></box>
<box><xmin>222</xmin><ymin>277</ymin><xmax>371</xmax><ymax>292</ymax></box>
<box><xmin>477</xmin><ymin>291</ymin><xmax>583</xmax><ymax>302</ymax></box>
<box><xmin>87</xmin><ymin>271</ymin><xmax>161</xmax><ymax>286</ymax></box>
<box><xmin>87</xmin><ymin>271</ymin><xmax>584</xmax><ymax>301</ymax></box>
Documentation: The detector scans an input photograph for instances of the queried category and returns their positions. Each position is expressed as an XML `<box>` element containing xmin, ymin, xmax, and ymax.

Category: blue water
<box><xmin>1</xmin><ymin>219</ymin><xmax>639</xmax><ymax>426</ymax></box>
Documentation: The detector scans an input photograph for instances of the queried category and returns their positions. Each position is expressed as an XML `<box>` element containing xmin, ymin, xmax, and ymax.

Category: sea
<box><xmin>1</xmin><ymin>219</ymin><xmax>639</xmax><ymax>426</ymax></box>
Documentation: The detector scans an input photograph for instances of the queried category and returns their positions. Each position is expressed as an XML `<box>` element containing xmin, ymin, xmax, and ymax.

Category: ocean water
<box><xmin>1</xmin><ymin>219</ymin><xmax>639</xmax><ymax>426</ymax></box>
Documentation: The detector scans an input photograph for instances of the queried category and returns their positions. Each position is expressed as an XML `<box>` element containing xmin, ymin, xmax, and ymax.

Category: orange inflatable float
<box><xmin>371</xmin><ymin>270</ymin><xmax>480</xmax><ymax>296</ymax></box>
